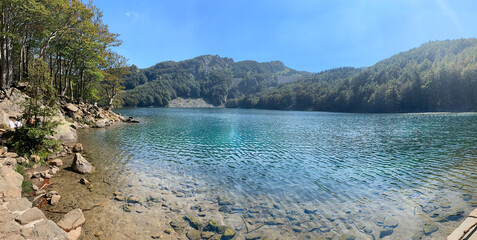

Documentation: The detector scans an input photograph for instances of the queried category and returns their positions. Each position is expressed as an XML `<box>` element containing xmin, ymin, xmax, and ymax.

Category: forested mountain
<box><xmin>121</xmin><ymin>39</ymin><xmax>477</xmax><ymax>113</ymax></box>
<box><xmin>227</xmin><ymin>39</ymin><xmax>477</xmax><ymax>112</ymax></box>
<box><xmin>119</xmin><ymin>55</ymin><xmax>311</xmax><ymax>107</ymax></box>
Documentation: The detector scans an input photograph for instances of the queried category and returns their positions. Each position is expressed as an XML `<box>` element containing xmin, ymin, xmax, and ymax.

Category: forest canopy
<box><xmin>0</xmin><ymin>0</ymin><xmax>127</xmax><ymax>108</ymax></box>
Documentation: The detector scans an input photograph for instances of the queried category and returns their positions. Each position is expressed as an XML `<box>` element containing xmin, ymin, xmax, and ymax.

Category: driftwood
<box><xmin>46</xmin><ymin>203</ymin><xmax>104</xmax><ymax>214</ymax></box>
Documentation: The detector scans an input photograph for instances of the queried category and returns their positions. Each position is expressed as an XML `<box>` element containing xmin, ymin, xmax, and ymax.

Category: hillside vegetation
<box><xmin>119</xmin><ymin>55</ymin><xmax>311</xmax><ymax>107</ymax></box>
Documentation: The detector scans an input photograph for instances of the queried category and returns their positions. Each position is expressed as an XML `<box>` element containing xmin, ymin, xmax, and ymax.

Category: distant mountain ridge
<box><xmin>119</xmin><ymin>55</ymin><xmax>311</xmax><ymax>107</ymax></box>
<box><xmin>120</xmin><ymin>38</ymin><xmax>477</xmax><ymax>112</ymax></box>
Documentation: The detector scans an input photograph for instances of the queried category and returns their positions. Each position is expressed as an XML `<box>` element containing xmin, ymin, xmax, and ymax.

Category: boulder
<box><xmin>72</xmin><ymin>153</ymin><xmax>94</xmax><ymax>174</ymax></box>
<box><xmin>21</xmin><ymin>219</ymin><xmax>68</xmax><ymax>240</ymax></box>
<box><xmin>3</xmin><ymin>157</ymin><xmax>17</xmax><ymax>168</ymax></box>
<box><xmin>0</xmin><ymin>146</ymin><xmax>7</xmax><ymax>155</ymax></box>
<box><xmin>49</xmin><ymin>167</ymin><xmax>59</xmax><ymax>175</ymax></box>
<box><xmin>30</xmin><ymin>155</ymin><xmax>41</xmax><ymax>163</ymax></box>
<box><xmin>15</xmin><ymin>207</ymin><xmax>46</xmax><ymax>225</ymax></box>
<box><xmin>94</xmin><ymin>119</ymin><xmax>109</xmax><ymax>128</ymax></box>
<box><xmin>186</xmin><ymin>229</ymin><xmax>201</xmax><ymax>240</ymax></box>
<box><xmin>3</xmin><ymin>152</ymin><xmax>18</xmax><ymax>158</ymax></box>
<box><xmin>1</xmin><ymin>166</ymin><xmax>23</xmax><ymax>188</ymax></box>
<box><xmin>83</xmin><ymin>115</ymin><xmax>95</xmax><ymax>124</ymax></box>
<box><xmin>72</xmin><ymin>143</ymin><xmax>83</xmax><ymax>153</ymax></box>
<box><xmin>49</xmin><ymin>159</ymin><xmax>63</xmax><ymax>167</ymax></box>
<box><xmin>64</xmin><ymin>103</ymin><xmax>79</xmax><ymax>113</ymax></box>
<box><xmin>5</xmin><ymin>197</ymin><xmax>32</xmax><ymax>212</ymax></box>
<box><xmin>0</xmin><ymin>109</ymin><xmax>10</xmax><ymax>128</ymax></box>
<box><xmin>222</xmin><ymin>227</ymin><xmax>236</xmax><ymax>239</ymax></box>
<box><xmin>53</xmin><ymin>123</ymin><xmax>77</xmax><ymax>143</ymax></box>
<box><xmin>16</xmin><ymin>157</ymin><xmax>28</xmax><ymax>164</ymax></box>
<box><xmin>57</xmin><ymin>209</ymin><xmax>85</xmax><ymax>231</ymax></box>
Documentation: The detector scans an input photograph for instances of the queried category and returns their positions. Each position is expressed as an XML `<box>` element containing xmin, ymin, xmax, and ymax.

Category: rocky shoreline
<box><xmin>0</xmin><ymin>88</ymin><xmax>138</xmax><ymax>240</ymax></box>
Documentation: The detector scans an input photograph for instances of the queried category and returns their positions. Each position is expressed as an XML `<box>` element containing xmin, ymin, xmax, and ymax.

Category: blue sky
<box><xmin>94</xmin><ymin>0</ymin><xmax>477</xmax><ymax>73</ymax></box>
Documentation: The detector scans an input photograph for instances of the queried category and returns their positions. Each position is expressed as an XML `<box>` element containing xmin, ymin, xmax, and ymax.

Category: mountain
<box><xmin>228</xmin><ymin>38</ymin><xmax>477</xmax><ymax>112</ymax></box>
<box><xmin>120</xmin><ymin>39</ymin><xmax>477</xmax><ymax>113</ymax></box>
<box><xmin>119</xmin><ymin>55</ymin><xmax>311</xmax><ymax>107</ymax></box>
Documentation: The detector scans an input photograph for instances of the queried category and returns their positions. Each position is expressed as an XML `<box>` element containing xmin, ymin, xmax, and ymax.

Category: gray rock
<box><xmin>3</xmin><ymin>152</ymin><xmax>18</xmax><ymax>158</ymax></box>
<box><xmin>3</xmin><ymin>157</ymin><xmax>16</xmax><ymax>168</ymax></box>
<box><xmin>48</xmin><ymin>159</ymin><xmax>63</xmax><ymax>167</ymax></box>
<box><xmin>423</xmin><ymin>223</ymin><xmax>438</xmax><ymax>235</ymax></box>
<box><xmin>16</xmin><ymin>157</ymin><xmax>28</xmax><ymax>164</ymax></box>
<box><xmin>379</xmin><ymin>229</ymin><xmax>394</xmax><ymax>238</ymax></box>
<box><xmin>72</xmin><ymin>153</ymin><xmax>94</xmax><ymax>174</ymax></box>
<box><xmin>21</xmin><ymin>219</ymin><xmax>68</xmax><ymax>240</ymax></box>
<box><xmin>65</xmin><ymin>103</ymin><xmax>79</xmax><ymax>112</ymax></box>
<box><xmin>94</xmin><ymin>119</ymin><xmax>109</xmax><ymax>128</ymax></box>
<box><xmin>50</xmin><ymin>195</ymin><xmax>61</xmax><ymax>205</ymax></box>
<box><xmin>15</xmin><ymin>208</ymin><xmax>46</xmax><ymax>225</ymax></box>
<box><xmin>201</xmin><ymin>231</ymin><xmax>215</xmax><ymax>239</ymax></box>
<box><xmin>72</xmin><ymin>143</ymin><xmax>83</xmax><ymax>153</ymax></box>
<box><xmin>222</xmin><ymin>227</ymin><xmax>236</xmax><ymax>239</ymax></box>
<box><xmin>186</xmin><ymin>229</ymin><xmax>201</xmax><ymax>240</ymax></box>
<box><xmin>5</xmin><ymin>197</ymin><xmax>32</xmax><ymax>212</ymax></box>
<box><xmin>218</xmin><ymin>205</ymin><xmax>232</xmax><ymax>213</ymax></box>
<box><xmin>0</xmin><ymin>110</ymin><xmax>9</xmax><ymax>128</ymax></box>
<box><xmin>0</xmin><ymin>146</ymin><xmax>7</xmax><ymax>155</ymax></box>
<box><xmin>79</xmin><ymin>178</ymin><xmax>89</xmax><ymax>185</ymax></box>
<box><xmin>30</xmin><ymin>155</ymin><xmax>41</xmax><ymax>163</ymax></box>
<box><xmin>53</xmin><ymin>123</ymin><xmax>77</xmax><ymax>143</ymax></box>
<box><xmin>66</xmin><ymin>226</ymin><xmax>81</xmax><ymax>240</ymax></box>
<box><xmin>57</xmin><ymin>208</ymin><xmax>85</xmax><ymax>231</ymax></box>
<box><xmin>49</xmin><ymin>166</ymin><xmax>59</xmax><ymax>175</ymax></box>
<box><xmin>185</xmin><ymin>215</ymin><xmax>203</xmax><ymax>229</ymax></box>
<box><xmin>46</xmin><ymin>191</ymin><xmax>59</xmax><ymax>198</ymax></box>
<box><xmin>170</xmin><ymin>219</ymin><xmax>187</xmax><ymax>233</ymax></box>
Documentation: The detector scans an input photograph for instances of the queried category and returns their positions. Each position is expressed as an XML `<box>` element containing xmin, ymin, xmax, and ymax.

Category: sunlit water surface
<box><xmin>78</xmin><ymin>108</ymin><xmax>477</xmax><ymax>239</ymax></box>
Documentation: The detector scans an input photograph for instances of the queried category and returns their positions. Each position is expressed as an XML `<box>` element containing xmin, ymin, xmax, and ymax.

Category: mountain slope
<box><xmin>229</xmin><ymin>38</ymin><xmax>477</xmax><ymax>112</ymax></box>
<box><xmin>119</xmin><ymin>55</ymin><xmax>311</xmax><ymax>107</ymax></box>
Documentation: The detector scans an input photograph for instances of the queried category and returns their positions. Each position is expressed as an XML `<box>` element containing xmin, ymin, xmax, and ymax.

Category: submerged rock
<box><xmin>379</xmin><ymin>229</ymin><xmax>393</xmax><ymax>238</ymax></box>
<box><xmin>222</xmin><ymin>227</ymin><xmax>236</xmax><ymax>239</ymax></box>
<box><xmin>170</xmin><ymin>219</ymin><xmax>187</xmax><ymax>233</ymax></box>
<box><xmin>201</xmin><ymin>231</ymin><xmax>215</xmax><ymax>239</ymax></box>
<box><xmin>218</xmin><ymin>205</ymin><xmax>232</xmax><ymax>213</ymax></box>
<box><xmin>186</xmin><ymin>229</ymin><xmax>201</xmax><ymax>240</ymax></box>
<box><xmin>185</xmin><ymin>215</ymin><xmax>203</xmax><ymax>229</ymax></box>
<box><xmin>72</xmin><ymin>153</ymin><xmax>94</xmax><ymax>174</ymax></box>
<box><xmin>57</xmin><ymin>208</ymin><xmax>85</xmax><ymax>231</ymax></box>
<box><xmin>423</xmin><ymin>223</ymin><xmax>438</xmax><ymax>235</ymax></box>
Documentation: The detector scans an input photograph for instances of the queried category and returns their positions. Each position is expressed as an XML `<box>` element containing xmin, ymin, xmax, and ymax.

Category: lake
<box><xmin>77</xmin><ymin>108</ymin><xmax>477</xmax><ymax>239</ymax></box>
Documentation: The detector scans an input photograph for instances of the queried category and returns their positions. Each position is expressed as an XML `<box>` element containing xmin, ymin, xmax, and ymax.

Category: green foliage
<box><xmin>21</xmin><ymin>180</ymin><xmax>33</xmax><ymax>195</ymax></box>
<box><xmin>228</xmin><ymin>39</ymin><xmax>477</xmax><ymax>112</ymax></box>
<box><xmin>9</xmin><ymin>124</ymin><xmax>60</xmax><ymax>157</ymax></box>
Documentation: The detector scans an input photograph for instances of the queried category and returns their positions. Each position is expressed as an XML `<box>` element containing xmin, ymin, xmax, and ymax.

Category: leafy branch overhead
<box><xmin>0</xmin><ymin>0</ymin><xmax>127</xmax><ymax>107</ymax></box>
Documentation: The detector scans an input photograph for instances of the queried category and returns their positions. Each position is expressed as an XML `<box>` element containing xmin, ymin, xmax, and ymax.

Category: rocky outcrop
<box><xmin>72</xmin><ymin>153</ymin><xmax>94</xmax><ymax>174</ymax></box>
<box><xmin>0</xmin><ymin>166</ymin><xmax>68</xmax><ymax>239</ymax></box>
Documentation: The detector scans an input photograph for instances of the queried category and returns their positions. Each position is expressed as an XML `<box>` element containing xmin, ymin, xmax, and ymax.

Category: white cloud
<box><xmin>125</xmin><ymin>12</ymin><xmax>139</xmax><ymax>18</ymax></box>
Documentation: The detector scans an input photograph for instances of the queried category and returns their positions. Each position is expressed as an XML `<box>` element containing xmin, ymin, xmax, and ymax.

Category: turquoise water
<box><xmin>79</xmin><ymin>108</ymin><xmax>477</xmax><ymax>239</ymax></box>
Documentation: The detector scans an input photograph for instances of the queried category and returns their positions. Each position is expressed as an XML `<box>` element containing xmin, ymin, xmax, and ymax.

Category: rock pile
<box><xmin>0</xmin><ymin>165</ymin><xmax>71</xmax><ymax>240</ymax></box>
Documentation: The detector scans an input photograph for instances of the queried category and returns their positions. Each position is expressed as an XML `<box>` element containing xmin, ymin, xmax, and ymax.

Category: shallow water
<box><xmin>72</xmin><ymin>109</ymin><xmax>477</xmax><ymax>239</ymax></box>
